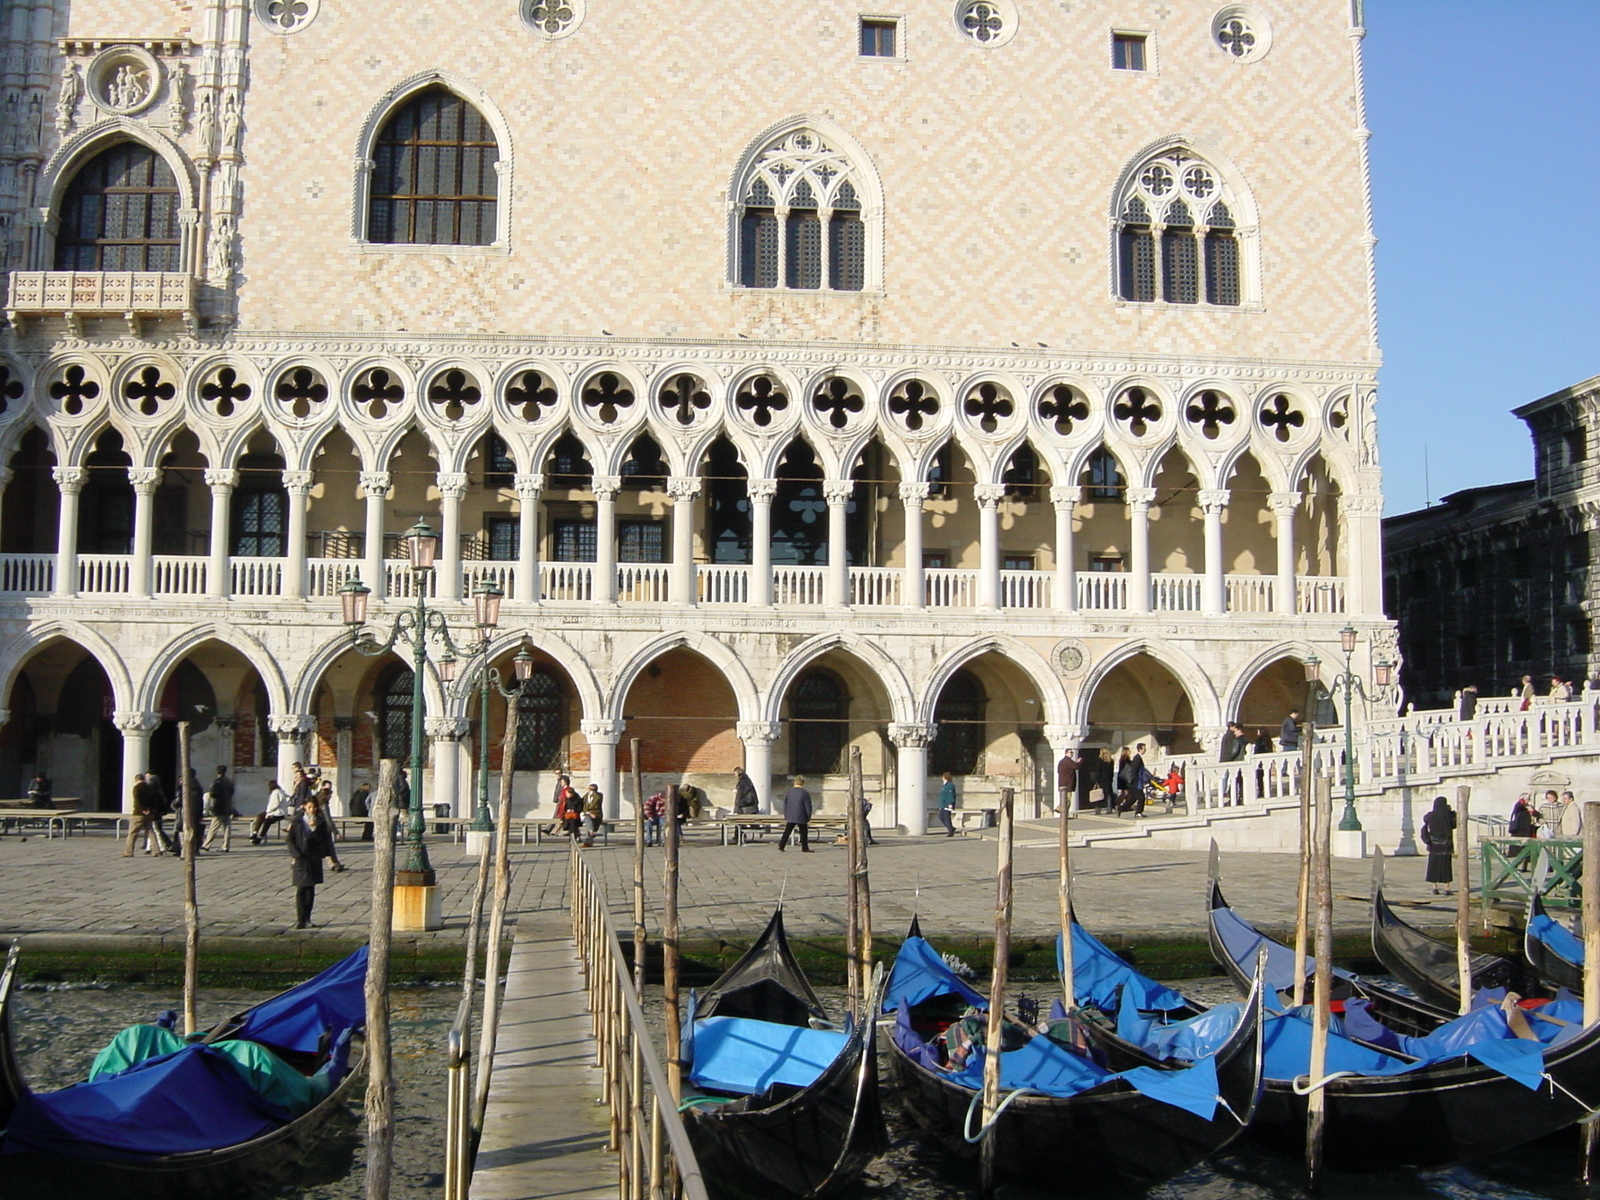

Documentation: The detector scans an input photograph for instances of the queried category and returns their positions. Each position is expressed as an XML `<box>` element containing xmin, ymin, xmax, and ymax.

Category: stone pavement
<box><xmin>0</xmin><ymin>821</ymin><xmax>1447</xmax><ymax>947</ymax></box>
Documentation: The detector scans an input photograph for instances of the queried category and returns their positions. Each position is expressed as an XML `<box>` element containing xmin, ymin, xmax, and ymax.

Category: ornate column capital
<box><xmin>591</xmin><ymin>475</ymin><xmax>622</xmax><ymax>500</ymax></box>
<box><xmin>269</xmin><ymin>713</ymin><xmax>316</xmax><ymax>736</ymax></box>
<box><xmin>282</xmin><ymin>470</ymin><xmax>315</xmax><ymax>495</ymax></box>
<box><xmin>204</xmin><ymin>468</ymin><xmax>239</xmax><ymax>491</ymax></box>
<box><xmin>426</xmin><ymin>715</ymin><xmax>470</xmax><ymax>740</ymax></box>
<box><xmin>667</xmin><ymin>476</ymin><xmax>703</xmax><ymax>501</ymax></box>
<box><xmin>1126</xmin><ymin>487</ymin><xmax>1158</xmax><ymax>510</ymax></box>
<box><xmin>1043</xmin><ymin>723</ymin><xmax>1091</xmax><ymax>746</ymax></box>
<box><xmin>128</xmin><ymin>467</ymin><xmax>161</xmax><ymax>493</ymax></box>
<box><xmin>888</xmin><ymin>722</ymin><xmax>938</xmax><ymax>749</ymax></box>
<box><xmin>437</xmin><ymin>472</ymin><xmax>470</xmax><ymax>501</ymax></box>
<box><xmin>1197</xmin><ymin>488</ymin><xmax>1230</xmax><ymax>514</ymax></box>
<box><xmin>113</xmin><ymin>710</ymin><xmax>161</xmax><ymax>735</ymax></box>
<box><xmin>736</xmin><ymin>720</ymin><xmax>781</xmax><ymax>744</ymax></box>
<box><xmin>1267</xmin><ymin>491</ymin><xmax>1301</xmax><ymax>515</ymax></box>
<box><xmin>360</xmin><ymin>471</ymin><xmax>392</xmax><ymax>497</ymax></box>
<box><xmin>513</xmin><ymin>472</ymin><xmax>544</xmax><ymax>499</ymax></box>
<box><xmin>747</xmin><ymin>478</ymin><xmax>778</xmax><ymax>503</ymax></box>
<box><xmin>52</xmin><ymin>466</ymin><xmax>85</xmax><ymax>493</ymax></box>
<box><xmin>1048</xmin><ymin>485</ymin><xmax>1081</xmax><ymax>508</ymax></box>
<box><xmin>580</xmin><ymin>718</ymin><xmax>625</xmax><ymax>745</ymax></box>
<box><xmin>973</xmin><ymin>483</ymin><xmax>1006</xmax><ymax>506</ymax></box>
<box><xmin>898</xmin><ymin>482</ymin><xmax>933</xmax><ymax>505</ymax></box>
<box><xmin>823</xmin><ymin>480</ymin><xmax>855</xmax><ymax>506</ymax></box>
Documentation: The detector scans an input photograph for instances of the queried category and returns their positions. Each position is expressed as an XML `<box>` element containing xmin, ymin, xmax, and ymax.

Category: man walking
<box><xmin>201</xmin><ymin>765</ymin><xmax>236</xmax><ymax>852</ymax></box>
<box><xmin>937</xmin><ymin>771</ymin><xmax>957</xmax><ymax>837</ymax></box>
<box><xmin>1279</xmin><ymin>709</ymin><xmax>1301</xmax><ymax>751</ymax></box>
<box><xmin>122</xmin><ymin>773</ymin><xmax>161</xmax><ymax>856</ymax></box>
<box><xmin>778</xmin><ymin>775</ymin><xmax>813</xmax><ymax>853</ymax></box>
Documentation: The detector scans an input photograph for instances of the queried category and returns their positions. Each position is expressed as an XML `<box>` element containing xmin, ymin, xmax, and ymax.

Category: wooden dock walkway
<box><xmin>470</xmin><ymin>916</ymin><xmax>614</xmax><ymax>1200</ymax></box>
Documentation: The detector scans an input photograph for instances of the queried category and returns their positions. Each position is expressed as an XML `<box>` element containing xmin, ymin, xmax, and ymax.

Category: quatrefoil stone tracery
<box><xmin>889</xmin><ymin>380</ymin><xmax>939</xmax><ymax>432</ymax></box>
<box><xmin>354</xmin><ymin>369</ymin><xmax>405</xmax><ymax>420</ymax></box>
<box><xmin>959</xmin><ymin>2</ymin><xmax>1005</xmax><ymax>42</ymax></box>
<box><xmin>124</xmin><ymin>366</ymin><xmax>175</xmax><ymax>417</ymax></box>
<box><xmin>275</xmin><ymin>367</ymin><xmax>328</xmax><ymax>420</ymax></box>
<box><xmin>201</xmin><ymin>367</ymin><xmax>252</xmax><ymax>417</ymax></box>
<box><xmin>736</xmin><ymin>377</ymin><xmax>788</xmax><ymax>427</ymax></box>
<box><xmin>1113</xmin><ymin>388</ymin><xmax>1161</xmax><ymax>437</ymax></box>
<box><xmin>964</xmin><ymin>382</ymin><xmax>1013</xmax><ymax>434</ymax></box>
<box><xmin>50</xmin><ymin>366</ymin><xmax>100</xmax><ymax>416</ymax></box>
<box><xmin>660</xmin><ymin>374</ymin><xmax>711</xmax><ymax>426</ymax></box>
<box><xmin>427</xmin><ymin>370</ymin><xmax>482</xmax><ymax>421</ymax></box>
<box><xmin>1185</xmin><ymin>390</ymin><xmax>1235</xmax><ymax>440</ymax></box>
<box><xmin>813</xmin><ymin>378</ymin><xmax>864</xmax><ymax>430</ymax></box>
<box><xmin>1039</xmin><ymin>385</ymin><xmax>1089</xmax><ymax>435</ymax></box>
<box><xmin>580</xmin><ymin>373</ymin><xmax>634</xmax><ymax>425</ymax></box>
<box><xmin>507</xmin><ymin>371</ymin><xmax>558</xmax><ymax>422</ymax></box>
<box><xmin>0</xmin><ymin>366</ymin><xmax>24</xmax><ymax>416</ymax></box>
<box><xmin>1260</xmin><ymin>394</ymin><xmax>1306</xmax><ymax>442</ymax></box>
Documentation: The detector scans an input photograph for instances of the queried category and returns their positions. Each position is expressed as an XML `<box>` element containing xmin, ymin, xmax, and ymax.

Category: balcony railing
<box><xmin>7</xmin><ymin>271</ymin><xmax>196</xmax><ymax>335</ymax></box>
<box><xmin>0</xmin><ymin>551</ymin><xmax>1350</xmax><ymax>615</ymax></box>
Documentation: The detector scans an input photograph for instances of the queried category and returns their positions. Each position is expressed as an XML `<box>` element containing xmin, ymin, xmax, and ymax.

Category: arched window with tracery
<box><xmin>367</xmin><ymin>87</ymin><xmax>499</xmax><ymax>246</ymax></box>
<box><xmin>1115</xmin><ymin>149</ymin><xmax>1245</xmax><ymax>307</ymax></box>
<box><xmin>55</xmin><ymin>143</ymin><xmax>182</xmax><ymax>271</ymax></box>
<box><xmin>736</xmin><ymin>128</ymin><xmax>872</xmax><ymax>292</ymax></box>
<box><xmin>377</xmin><ymin>665</ymin><xmax>414</xmax><ymax>761</ymax></box>
<box><xmin>790</xmin><ymin>670</ymin><xmax>849</xmax><ymax>776</ymax></box>
<box><xmin>513</xmin><ymin>668</ymin><xmax>567</xmax><ymax>770</ymax></box>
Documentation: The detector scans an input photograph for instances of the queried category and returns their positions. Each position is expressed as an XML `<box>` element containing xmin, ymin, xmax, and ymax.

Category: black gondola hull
<box><xmin>1371</xmin><ymin>886</ymin><xmax>1529</xmax><ymax>1010</ymax></box>
<box><xmin>1525</xmin><ymin>894</ymin><xmax>1584</xmax><ymax>994</ymax></box>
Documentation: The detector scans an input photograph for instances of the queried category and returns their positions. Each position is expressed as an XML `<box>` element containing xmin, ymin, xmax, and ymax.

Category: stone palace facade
<box><xmin>0</xmin><ymin>0</ymin><xmax>1391</xmax><ymax>829</ymax></box>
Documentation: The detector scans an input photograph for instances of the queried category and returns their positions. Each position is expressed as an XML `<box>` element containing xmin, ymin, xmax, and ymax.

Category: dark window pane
<box><xmin>786</xmin><ymin>212</ymin><xmax>821</xmax><ymax>289</ymax></box>
<box><xmin>513</xmin><ymin>669</ymin><xmax>566</xmax><ymax>771</ymax></box>
<box><xmin>791</xmin><ymin>672</ymin><xmax>848</xmax><ymax>775</ymax></box>
<box><xmin>1204</xmin><ymin>231</ymin><xmax>1240</xmax><ymax>305</ymax></box>
<box><xmin>379</xmin><ymin>668</ymin><xmax>414</xmax><ymax>761</ymax></box>
<box><xmin>931</xmin><ymin>670</ymin><xmax>986</xmax><ymax>775</ymax></box>
<box><xmin>366</xmin><ymin>87</ymin><xmax>499</xmax><ymax>246</ymax></box>
<box><xmin>829</xmin><ymin>212</ymin><xmax>865</xmax><ymax>291</ymax></box>
<box><xmin>553</xmin><ymin>520</ymin><xmax>597</xmax><ymax>562</ymax></box>
<box><xmin>1118</xmin><ymin>227</ymin><xmax>1155</xmax><ymax>301</ymax></box>
<box><xmin>1162</xmin><ymin>228</ymin><xmax>1198</xmax><ymax>304</ymax></box>
<box><xmin>55</xmin><ymin>144</ymin><xmax>183</xmax><ymax>271</ymax></box>
<box><xmin>618</xmin><ymin>521</ymin><xmax>665</xmax><ymax>563</ymax></box>
<box><xmin>486</xmin><ymin>516</ymin><xmax>519</xmax><ymax>561</ymax></box>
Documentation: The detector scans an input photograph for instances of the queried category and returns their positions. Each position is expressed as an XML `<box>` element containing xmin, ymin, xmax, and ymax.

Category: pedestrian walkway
<box><xmin>470</xmin><ymin>916</ymin><xmax>613</xmax><ymax>1200</ymax></box>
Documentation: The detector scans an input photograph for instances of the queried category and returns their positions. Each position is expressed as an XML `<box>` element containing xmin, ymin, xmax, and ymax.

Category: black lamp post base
<box><xmin>395</xmin><ymin>869</ymin><xmax>437</xmax><ymax>887</ymax></box>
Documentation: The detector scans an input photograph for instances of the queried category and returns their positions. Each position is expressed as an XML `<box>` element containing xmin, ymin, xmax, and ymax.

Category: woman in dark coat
<box><xmin>288</xmin><ymin>798</ymin><xmax>336</xmax><ymax>929</ymax></box>
<box><xmin>1421</xmin><ymin>795</ymin><xmax>1456</xmax><ymax>895</ymax></box>
<box><xmin>1094</xmin><ymin>748</ymin><xmax>1115</xmax><ymax>810</ymax></box>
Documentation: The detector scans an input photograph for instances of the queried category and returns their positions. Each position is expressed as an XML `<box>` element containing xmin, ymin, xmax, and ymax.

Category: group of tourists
<box><xmin>551</xmin><ymin>766</ymin><xmax>766</xmax><ymax>848</ymax></box>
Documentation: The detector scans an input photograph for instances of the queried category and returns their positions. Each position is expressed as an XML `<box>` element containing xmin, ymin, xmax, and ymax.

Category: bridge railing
<box><xmin>570</xmin><ymin>843</ymin><xmax>709</xmax><ymax>1200</ymax></box>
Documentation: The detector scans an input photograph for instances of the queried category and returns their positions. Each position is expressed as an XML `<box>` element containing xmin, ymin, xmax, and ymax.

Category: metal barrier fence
<box><xmin>445</xmin><ymin>994</ymin><xmax>474</xmax><ymax>1199</ymax></box>
<box><xmin>570</xmin><ymin>842</ymin><xmax>709</xmax><ymax>1200</ymax></box>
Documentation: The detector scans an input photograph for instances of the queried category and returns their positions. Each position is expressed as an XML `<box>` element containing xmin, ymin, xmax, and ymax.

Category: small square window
<box><xmin>1003</xmin><ymin>555</ymin><xmax>1035</xmax><ymax>572</ymax></box>
<box><xmin>1090</xmin><ymin>555</ymin><xmax>1125</xmax><ymax>572</ymax></box>
<box><xmin>1112</xmin><ymin>32</ymin><xmax>1147</xmax><ymax>71</ymax></box>
<box><xmin>860</xmin><ymin>18</ymin><xmax>897</xmax><ymax>57</ymax></box>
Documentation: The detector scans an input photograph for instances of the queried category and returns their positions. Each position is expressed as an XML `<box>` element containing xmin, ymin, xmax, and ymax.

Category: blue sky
<box><xmin>1364</xmin><ymin>1</ymin><xmax>1600</xmax><ymax>515</ymax></box>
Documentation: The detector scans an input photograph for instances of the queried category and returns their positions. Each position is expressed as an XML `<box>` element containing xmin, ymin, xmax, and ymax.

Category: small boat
<box><xmin>1524</xmin><ymin>892</ymin><xmax>1584</xmax><ymax>994</ymax></box>
<box><xmin>678</xmin><ymin>909</ymin><xmax>886</xmax><ymax>1200</ymax></box>
<box><xmin>1207</xmin><ymin>856</ymin><xmax>1453</xmax><ymax>1037</ymax></box>
<box><xmin>1372</xmin><ymin>884</ymin><xmax>1534</xmax><ymax>1010</ymax></box>
<box><xmin>884</xmin><ymin>924</ymin><xmax>1265</xmax><ymax>1193</ymax></box>
<box><xmin>0</xmin><ymin>943</ymin><xmax>367</xmax><ymax>1199</ymax></box>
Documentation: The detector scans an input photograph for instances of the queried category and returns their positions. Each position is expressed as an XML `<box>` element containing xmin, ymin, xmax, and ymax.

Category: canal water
<box><xmin>10</xmin><ymin>979</ymin><xmax>1595</xmax><ymax>1199</ymax></box>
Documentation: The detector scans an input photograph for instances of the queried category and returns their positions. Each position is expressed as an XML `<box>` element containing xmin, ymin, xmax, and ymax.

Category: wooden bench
<box><xmin>716</xmin><ymin>814</ymin><xmax>851</xmax><ymax>846</ymax></box>
<box><xmin>0</xmin><ymin>799</ymin><xmax>83</xmax><ymax>837</ymax></box>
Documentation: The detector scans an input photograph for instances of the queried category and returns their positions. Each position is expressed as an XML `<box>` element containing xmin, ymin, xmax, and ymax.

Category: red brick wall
<box><xmin>620</xmin><ymin>652</ymin><xmax>739</xmax><ymax>772</ymax></box>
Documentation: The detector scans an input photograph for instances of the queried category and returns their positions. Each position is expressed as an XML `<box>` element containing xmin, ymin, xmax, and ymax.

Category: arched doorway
<box><xmin>3</xmin><ymin>639</ymin><xmax>122</xmax><ymax>809</ymax></box>
<box><xmin>929</xmin><ymin>652</ymin><xmax>1048</xmax><ymax>815</ymax></box>
<box><xmin>1085</xmin><ymin>653</ymin><xmax>1200</xmax><ymax>756</ymax></box>
<box><xmin>620</xmin><ymin>647</ymin><xmax>739</xmax><ymax>810</ymax></box>
<box><xmin>777</xmin><ymin>649</ymin><xmax>894</xmax><ymax>815</ymax></box>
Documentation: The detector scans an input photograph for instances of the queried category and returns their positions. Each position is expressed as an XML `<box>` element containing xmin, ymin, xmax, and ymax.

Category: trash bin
<box><xmin>433</xmin><ymin>803</ymin><xmax>452</xmax><ymax>835</ymax></box>
<box><xmin>981</xmin><ymin>808</ymin><xmax>998</xmax><ymax>828</ymax></box>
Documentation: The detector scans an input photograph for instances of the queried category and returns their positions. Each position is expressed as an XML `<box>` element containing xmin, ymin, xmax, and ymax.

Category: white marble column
<box><xmin>281</xmin><ymin>470</ymin><xmax>313</xmax><ymax>600</ymax></box>
<box><xmin>1341</xmin><ymin>492</ymin><xmax>1384</xmax><ymax>616</ymax></box>
<box><xmin>437</xmin><ymin>472</ymin><xmax>468</xmax><ymax>603</ymax></box>
<box><xmin>974</xmin><ymin>483</ymin><xmax>1004</xmax><ymax>612</ymax></box>
<box><xmin>737</xmin><ymin>721</ymin><xmax>780</xmax><ymax>813</ymax></box>
<box><xmin>824</xmin><ymin>480</ymin><xmax>852</xmax><ymax>607</ymax></box>
<box><xmin>1199</xmin><ymin>488</ymin><xmax>1228</xmax><ymax>615</ymax></box>
<box><xmin>899</xmin><ymin>482</ymin><xmax>929</xmax><ymax>610</ymax></box>
<box><xmin>52</xmin><ymin>466</ymin><xmax>83</xmax><ymax>598</ymax></box>
<box><xmin>333</xmin><ymin>717</ymin><xmax>355</xmax><ymax>815</ymax></box>
<box><xmin>515</xmin><ymin>473</ymin><xmax>543</xmax><ymax>603</ymax></box>
<box><xmin>748</xmin><ymin>479</ymin><xmax>776</xmax><ymax>606</ymax></box>
<box><xmin>582</xmin><ymin>719</ymin><xmax>624</xmax><ymax>818</ymax></box>
<box><xmin>128</xmin><ymin>466</ymin><xmax>159</xmax><ymax>599</ymax></box>
<box><xmin>1269</xmin><ymin>491</ymin><xmax>1299</xmax><ymax>615</ymax></box>
<box><xmin>593</xmin><ymin>476</ymin><xmax>619</xmax><ymax>605</ymax></box>
<box><xmin>889</xmin><ymin>722</ymin><xmax>935</xmax><ymax>836</ymax></box>
<box><xmin>270</xmin><ymin>714</ymin><xmax>315</xmax><ymax>788</ymax></box>
<box><xmin>668</xmin><ymin>475</ymin><xmax>701</xmax><ymax>606</ymax></box>
<box><xmin>360</xmin><ymin>471</ymin><xmax>390</xmax><ymax>600</ymax></box>
<box><xmin>1045</xmin><ymin>723</ymin><xmax>1091</xmax><ymax>815</ymax></box>
<box><xmin>1050</xmin><ymin>485</ymin><xmax>1079</xmax><ymax>614</ymax></box>
<box><xmin>205</xmin><ymin>468</ymin><xmax>237</xmax><ymax>600</ymax></box>
<box><xmin>1127</xmin><ymin>486</ymin><xmax>1156</xmax><ymax>614</ymax></box>
<box><xmin>426</xmin><ymin>716</ymin><xmax>468</xmax><ymax>816</ymax></box>
<box><xmin>115</xmin><ymin>711</ymin><xmax>160</xmax><ymax>813</ymax></box>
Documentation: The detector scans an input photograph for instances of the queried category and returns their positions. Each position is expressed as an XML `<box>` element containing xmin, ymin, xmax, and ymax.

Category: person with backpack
<box><xmin>1508</xmin><ymin>794</ymin><xmax>1539</xmax><ymax>838</ymax></box>
<box><xmin>201</xmin><ymin>765</ymin><xmax>236</xmax><ymax>852</ymax></box>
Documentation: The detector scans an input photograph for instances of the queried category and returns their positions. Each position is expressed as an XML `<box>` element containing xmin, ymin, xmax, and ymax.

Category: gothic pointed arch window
<box><xmin>790</xmin><ymin>670</ymin><xmax>849</xmax><ymax>775</ymax></box>
<box><xmin>367</xmin><ymin>87</ymin><xmax>500</xmax><ymax>246</ymax></box>
<box><xmin>55</xmin><ymin>142</ymin><xmax>182</xmax><ymax>271</ymax></box>
<box><xmin>513</xmin><ymin>667</ymin><xmax>567</xmax><ymax>770</ymax></box>
<box><xmin>377</xmin><ymin>664</ymin><xmax>414</xmax><ymax>761</ymax></box>
<box><xmin>931</xmin><ymin>669</ymin><xmax>987</xmax><ymax>776</ymax></box>
<box><xmin>1115</xmin><ymin>149</ymin><xmax>1247</xmax><ymax>307</ymax></box>
<box><xmin>735</xmin><ymin>127</ymin><xmax>876</xmax><ymax>292</ymax></box>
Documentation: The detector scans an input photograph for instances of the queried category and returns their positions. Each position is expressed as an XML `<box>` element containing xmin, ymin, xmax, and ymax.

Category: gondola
<box><xmin>678</xmin><ymin>909</ymin><xmax>886</xmax><ymax>1200</ymax></box>
<box><xmin>1372</xmin><ymin>883</ymin><xmax>1534</xmax><ymax>1010</ymax></box>
<box><xmin>0</xmin><ymin>942</ymin><xmax>367</xmax><ymax>1199</ymax></box>
<box><xmin>1525</xmin><ymin>892</ymin><xmax>1585</xmax><ymax>994</ymax></box>
<box><xmin>883</xmin><ymin>924</ymin><xmax>1265</xmax><ymax>1194</ymax></box>
<box><xmin>1206</xmin><ymin>847</ymin><xmax>1454</xmax><ymax>1038</ymax></box>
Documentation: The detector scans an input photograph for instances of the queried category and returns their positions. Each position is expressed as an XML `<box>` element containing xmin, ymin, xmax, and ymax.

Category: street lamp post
<box><xmin>339</xmin><ymin>519</ymin><xmax>501</xmax><ymax>929</ymax></box>
<box><xmin>1305</xmin><ymin>625</ymin><xmax>1394</xmax><ymax>852</ymax></box>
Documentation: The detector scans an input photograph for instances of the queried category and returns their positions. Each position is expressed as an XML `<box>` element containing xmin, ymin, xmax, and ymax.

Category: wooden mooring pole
<box><xmin>663</xmin><ymin>769</ymin><xmax>683</xmax><ymax>1102</ymax></box>
<box><xmin>365</xmin><ymin>759</ymin><xmax>400</xmax><ymax>1200</ymax></box>
<box><xmin>1305</xmin><ymin>773</ymin><xmax>1333</xmax><ymax>1193</ymax></box>
<box><xmin>179</xmin><ymin>720</ymin><xmax>199</xmax><ymax>1036</ymax></box>
<box><xmin>1292</xmin><ymin>713</ymin><xmax>1315</xmax><ymax>1008</ymax></box>
<box><xmin>979</xmin><ymin>787</ymin><xmax>1014</xmax><ymax>1200</ymax></box>
<box><xmin>1058</xmin><ymin>774</ymin><xmax>1074</xmax><ymax>1012</ymax></box>
<box><xmin>632</xmin><ymin>739</ymin><xmax>647</xmax><ymax>996</ymax></box>
<box><xmin>1454</xmin><ymin>785</ymin><xmax>1472</xmax><ymax>1015</ymax></box>
<box><xmin>472</xmin><ymin>691</ymin><xmax>521</xmax><ymax>1134</ymax></box>
<box><xmin>849</xmin><ymin>746</ymin><xmax>872</xmax><ymax>1006</ymax></box>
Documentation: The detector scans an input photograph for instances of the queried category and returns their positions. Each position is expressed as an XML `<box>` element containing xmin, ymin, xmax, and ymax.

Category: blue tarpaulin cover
<box><xmin>233</xmin><ymin>945</ymin><xmax>368</xmax><ymax>1054</ymax></box>
<box><xmin>2</xmin><ymin>1045</ymin><xmax>290</xmax><ymax>1160</ymax></box>
<box><xmin>686</xmin><ymin>1016</ymin><xmax>848</xmax><ymax>1096</ymax></box>
<box><xmin>1115</xmin><ymin>1001</ymin><xmax>1247</xmax><ymax>1061</ymax></box>
<box><xmin>1530</xmin><ymin>914</ymin><xmax>1585</xmax><ymax>968</ymax></box>
<box><xmin>1210</xmin><ymin>905</ymin><xmax>1353</xmax><ymax>996</ymax></box>
<box><xmin>1058</xmin><ymin>926</ymin><xmax>1191</xmax><ymax>1015</ymax></box>
<box><xmin>884</xmin><ymin>936</ymin><xmax>987</xmax><ymax>1012</ymax></box>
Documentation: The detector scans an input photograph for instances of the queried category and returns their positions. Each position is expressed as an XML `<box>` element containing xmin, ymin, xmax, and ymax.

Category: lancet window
<box><xmin>1116</xmin><ymin>150</ymin><xmax>1244</xmax><ymax>307</ymax></box>
<box><xmin>367</xmin><ymin>87</ymin><xmax>499</xmax><ymax>246</ymax></box>
<box><xmin>737</xmin><ymin>129</ymin><xmax>871</xmax><ymax>292</ymax></box>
